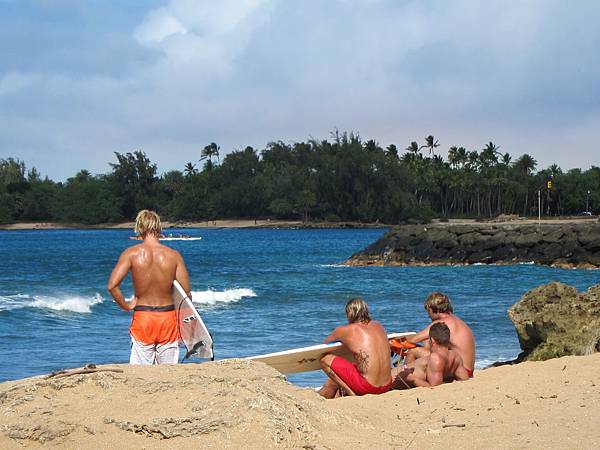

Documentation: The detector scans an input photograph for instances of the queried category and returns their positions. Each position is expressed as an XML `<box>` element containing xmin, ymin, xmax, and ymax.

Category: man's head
<box><xmin>134</xmin><ymin>210</ymin><xmax>162</xmax><ymax>238</ymax></box>
<box><xmin>429</xmin><ymin>322</ymin><xmax>451</xmax><ymax>347</ymax></box>
<box><xmin>345</xmin><ymin>298</ymin><xmax>371</xmax><ymax>324</ymax></box>
<box><xmin>424</xmin><ymin>292</ymin><xmax>453</xmax><ymax>318</ymax></box>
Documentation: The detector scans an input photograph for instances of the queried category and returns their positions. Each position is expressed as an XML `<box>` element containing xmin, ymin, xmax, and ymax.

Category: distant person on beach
<box><xmin>403</xmin><ymin>292</ymin><xmax>476</xmax><ymax>376</ymax></box>
<box><xmin>318</xmin><ymin>298</ymin><xmax>393</xmax><ymax>398</ymax></box>
<box><xmin>108</xmin><ymin>210</ymin><xmax>190</xmax><ymax>365</ymax></box>
<box><xmin>391</xmin><ymin>322</ymin><xmax>470</xmax><ymax>389</ymax></box>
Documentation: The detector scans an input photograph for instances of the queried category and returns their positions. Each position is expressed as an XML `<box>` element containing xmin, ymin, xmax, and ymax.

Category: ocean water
<box><xmin>0</xmin><ymin>228</ymin><xmax>598</xmax><ymax>387</ymax></box>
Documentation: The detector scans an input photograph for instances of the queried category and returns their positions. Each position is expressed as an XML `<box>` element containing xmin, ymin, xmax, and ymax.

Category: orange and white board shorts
<box><xmin>129</xmin><ymin>305</ymin><xmax>179</xmax><ymax>365</ymax></box>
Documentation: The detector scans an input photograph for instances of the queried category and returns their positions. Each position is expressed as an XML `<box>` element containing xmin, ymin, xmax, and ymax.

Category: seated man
<box><xmin>404</xmin><ymin>292</ymin><xmax>476</xmax><ymax>377</ymax></box>
<box><xmin>391</xmin><ymin>322</ymin><xmax>470</xmax><ymax>389</ymax></box>
<box><xmin>318</xmin><ymin>298</ymin><xmax>392</xmax><ymax>398</ymax></box>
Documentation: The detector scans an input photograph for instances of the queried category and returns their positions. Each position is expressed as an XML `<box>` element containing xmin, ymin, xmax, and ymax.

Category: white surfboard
<box><xmin>172</xmin><ymin>280</ymin><xmax>214</xmax><ymax>360</ymax></box>
<box><xmin>246</xmin><ymin>331</ymin><xmax>415</xmax><ymax>374</ymax></box>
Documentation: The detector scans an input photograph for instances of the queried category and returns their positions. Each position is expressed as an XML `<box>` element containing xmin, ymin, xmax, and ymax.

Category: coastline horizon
<box><xmin>0</xmin><ymin>215</ymin><xmax>596</xmax><ymax>231</ymax></box>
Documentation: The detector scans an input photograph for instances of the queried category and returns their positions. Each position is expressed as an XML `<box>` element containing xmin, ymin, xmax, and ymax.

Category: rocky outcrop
<box><xmin>508</xmin><ymin>282</ymin><xmax>600</xmax><ymax>361</ymax></box>
<box><xmin>345</xmin><ymin>223</ymin><xmax>600</xmax><ymax>268</ymax></box>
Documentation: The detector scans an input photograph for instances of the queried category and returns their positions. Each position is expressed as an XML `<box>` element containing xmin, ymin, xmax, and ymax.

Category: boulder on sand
<box><xmin>508</xmin><ymin>282</ymin><xmax>600</xmax><ymax>361</ymax></box>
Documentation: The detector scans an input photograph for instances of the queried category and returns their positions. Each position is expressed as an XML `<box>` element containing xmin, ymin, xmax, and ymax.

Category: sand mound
<box><xmin>2</xmin><ymin>355</ymin><xmax>600</xmax><ymax>449</ymax></box>
<box><xmin>0</xmin><ymin>360</ymin><xmax>358</xmax><ymax>449</ymax></box>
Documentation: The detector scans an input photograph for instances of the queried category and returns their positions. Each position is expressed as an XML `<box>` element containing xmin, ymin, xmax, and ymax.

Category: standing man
<box><xmin>319</xmin><ymin>298</ymin><xmax>393</xmax><ymax>398</ymax></box>
<box><xmin>392</xmin><ymin>322</ymin><xmax>470</xmax><ymax>389</ymax></box>
<box><xmin>404</xmin><ymin>292</ymin><xmax>476</xmax><ymax>376</ymax></box>
<box><xmin>108</xmin><ymin>210</ymin><xmax>190</xmax><ymax>365</ymax></box>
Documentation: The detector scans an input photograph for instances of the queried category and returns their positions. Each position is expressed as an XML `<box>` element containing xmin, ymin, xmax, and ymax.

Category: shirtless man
<box><xmin>404</xmin><ymin>292</ymin><xmax>476</xmax><ymax>377</ymax></box>
<box><xmin>107</xmin><ymin>210</ymin><xmax>190</xmax><ymax>365</ymax></box>
<box><xmin>392</xmin><ymin>322</ymin><xmax>469</xmax><ymax>389</ymax></box>
<box><xmin>318</xmin><ymin>298</ymin><xmax>392</xmax><ymax>398</ymax></box>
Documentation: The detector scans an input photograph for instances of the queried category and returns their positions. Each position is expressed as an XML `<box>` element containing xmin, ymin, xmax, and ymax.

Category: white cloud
<box><xmin>0</xmin><ymin>73</ymin><xmax>40</xmax><ymax>96</ymax></box>
<box><xmin>133</xmin><ymin>7</ymin><xmax>187</xmax><ymax>45</ymax></box>
<box><xmin>1</xmin><ymin>0</ymin><xmax>600</xmax><ymax>180</ymax></box>
<box><xmin>133</xmin><ymin>0</ymin><xmax>275</xmax><ymax>77</ymax></box>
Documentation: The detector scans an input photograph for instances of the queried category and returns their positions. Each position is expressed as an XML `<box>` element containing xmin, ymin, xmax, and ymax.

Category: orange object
<box><xmin>130</xmin><ymin>310</ymin><xmax>178</xmax><ymax>345</ymax></box>
<box><xmin>389</xmin><ymin>338</ymin><xmax>417</xmax><ymax>355</ymax></box>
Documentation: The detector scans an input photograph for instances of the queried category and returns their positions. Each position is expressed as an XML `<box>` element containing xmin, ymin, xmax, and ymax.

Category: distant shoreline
<box><xmin>0</xmin><ymin>219</ymin><xmax>391</xmax><ymax>231</ymax></box>
<box><xmin>1</xmin><ymin>216</ymin><xmax>596</xmax><ymax>231</ymax></box>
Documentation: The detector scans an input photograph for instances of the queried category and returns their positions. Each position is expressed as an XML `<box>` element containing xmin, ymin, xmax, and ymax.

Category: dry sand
<box><xmin>1</xmin><ymin>354</ymin><xmax>599</xmax><ymax>449</ymax></box>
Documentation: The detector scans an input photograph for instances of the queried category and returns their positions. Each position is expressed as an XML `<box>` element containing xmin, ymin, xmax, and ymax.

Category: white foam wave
<box><xmin>191</xmin><ymin>288</ymin><xmax>256</xmax><ymax>306</ymax></box>
<box><xmin>0</xmin><ymin>293</ymin><xmax>103</xmax><ymax>313</ymax></box>
<box><xmin>475</xmin><ymin>358</ymin><xmax>513</xmax><ymax>369</ymax></box>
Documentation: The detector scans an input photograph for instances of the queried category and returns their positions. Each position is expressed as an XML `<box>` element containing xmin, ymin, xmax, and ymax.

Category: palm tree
<box><xmin>447</xmin><ymin>146</ymin><xmax>459</xmax><ymax>168</ymax></box>
<box><xmin>405</xmin><ymin>141</ymin><xmax>420</xmax><ymax>154</ymax></box>
<box><xmin>385</xmin><ymin>144</ymin><xmax>399</xmax><ymax>160</ymax></box>
<box><xmin>456</xmin><ymin>147</ymin><xmax>468</xmax><ymax>168</ymax></box>
<box><xmin>513</xmin><ymin>154</ymin><xmax>537</xmax><ymax>217</ymax></box>
<box><xmin>514</xmin><ymin>154</ymin><xmax>537</xmax><ymax>175</ymax></box>
<box><xmin>421</xmin><ymin>135</ymin><xmax>440</xmax><ymax>156</ymax></box>
<box><xmin>184</xmin><ymin>162</ymin><xmax>197</xmax><ymax>178</ymax></box>
<box><xmin>201</xmin><ymin>142</ymin><xmax>221</xmax><ymax>166</ymax></box>
<box><xmin>480</xmin><ymin>142</ymin><xmax>500</xmax><ymax>168</ymax></box>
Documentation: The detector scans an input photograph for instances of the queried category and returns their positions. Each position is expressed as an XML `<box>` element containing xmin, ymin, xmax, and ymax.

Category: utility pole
<box><xmin>587</xmin><ymin>190</ymin><xmax>590</xmax><ymax>212</ymax></box>
<box><xmin>538</xmin><ymin>189</ymin><xmax>541</xmax><ymax>227</ymax></box>
<box><xmin>546</xmin><ymin>180</ymin><xmax>552</xmax><ymax>216</ymax></box>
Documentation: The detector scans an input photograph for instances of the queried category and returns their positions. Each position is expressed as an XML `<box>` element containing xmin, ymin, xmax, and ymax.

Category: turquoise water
<box><xmin>0</xmin><ymin>228</ymin><xmax>598</xmax><ymax>387</ymax></box>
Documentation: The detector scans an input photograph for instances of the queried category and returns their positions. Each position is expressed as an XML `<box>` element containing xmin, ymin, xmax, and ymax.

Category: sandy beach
<box><xmin>1</xmin><ymin>354</ymin><xmax>599</xmax><ymax>449</ymax></box>
<box><xmin>0</xmin><ymin>216</ymin><xmax>596</xmax><ymax>231</ymax></box>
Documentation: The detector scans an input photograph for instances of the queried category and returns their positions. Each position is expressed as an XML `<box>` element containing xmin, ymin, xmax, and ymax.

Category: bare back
<box><xmin>108</xmin><ymin>236</ymin><xmax>190</xmax><ymax>309</ymax></box>
<box><xmin>399</xmin><ymin>347</ymin><xmax>468</xmax><ymax>388</ymax></box>
<box><xmin>329</xmin><ymin>321</ymin><xmax>391</xmax><ymax>387</ymax></box>
<box><xmin>130</xmin><ymin>242</ymin><xmax>180</xmax><ymax>306</ymax></box>
<box><xmin>435</xmin><ymin>314</ymin><xmax>476</xmax><ymax>371</ymax></box>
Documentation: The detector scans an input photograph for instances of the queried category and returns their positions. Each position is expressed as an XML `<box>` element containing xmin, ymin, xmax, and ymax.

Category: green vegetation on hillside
<box><xmin>1</xmin><ymin>133</ymin><xmax>599</xmax><ymax>224</ymax></box>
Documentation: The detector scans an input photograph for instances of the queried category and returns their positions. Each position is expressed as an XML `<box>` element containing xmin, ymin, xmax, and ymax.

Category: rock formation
<box><xmin>508</xmin><ymin>282</ymin><xmax>600</xmax><ymax>361</ymax></box>
<box><xmin>345</xmin><ymin>223</ymin><xmax>600</xmax><ymax>268</ymax></box>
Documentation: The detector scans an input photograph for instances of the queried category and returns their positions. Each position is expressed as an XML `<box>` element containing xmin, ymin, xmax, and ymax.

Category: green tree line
<box><xmin>1</xmin><ymin>133</ymin><xmax>599</xmax><ymax>225</ymax></box>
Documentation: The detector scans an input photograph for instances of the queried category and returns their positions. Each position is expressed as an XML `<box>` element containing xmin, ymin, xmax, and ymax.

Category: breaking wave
<box><xmin>0</xmin><ymin>293</ymin><xmax>103</xmax><ymax>313</ymax></box>
<box><xmin>191</xmin><ymin>288</ymin><xmax>256</xmax><ymax>306</ymax></box>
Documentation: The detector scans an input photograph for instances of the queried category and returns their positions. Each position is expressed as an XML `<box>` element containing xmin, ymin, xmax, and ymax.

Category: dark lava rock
<box><xmin>508</xmin><ymin>282</ymin><xmax>600</xmax><ymax>361</ymax></box>
<box><xmin>345</xmin><ymin>222</ymin><xmax>600</xmax><ymax>268</ymax></box>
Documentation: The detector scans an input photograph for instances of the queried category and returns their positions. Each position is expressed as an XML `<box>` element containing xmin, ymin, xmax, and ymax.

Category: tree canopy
<box><xmin>1</xmin><ymin>134</ymin><xmax>598</xmax><ymax>225</ymax></box>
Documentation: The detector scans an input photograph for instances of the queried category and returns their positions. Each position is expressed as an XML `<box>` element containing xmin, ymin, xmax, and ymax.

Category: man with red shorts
<box><xmin>403</xmin><ymin>292</ymin><xmax>476</xmax><ymax>377</ymax></box>
<box><xmin>108</xmin><ymin>210</ymin><xmax>191</xmax><ymax>364</ymax></box>
<box><xmin>318</xmin><ymin>298</ymin><xmax>392</xmax><ymax>398</ymax></box>
<box><xmin>391</xmin><ymin>322</ymin><xmax>470</xmax><ymax>389</ymax></box>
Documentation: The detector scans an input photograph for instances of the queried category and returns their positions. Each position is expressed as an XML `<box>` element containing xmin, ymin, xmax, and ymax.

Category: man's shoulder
<box><xmin>436</xmin><ymin>314</ymin><xmax>462</xmax><ymax>326</ymax></box>
<box><xmin>122</xmin><ymin>244</ymin><xmax>141</xmax><ymax>255</ymax></box>
<box><xmin>428</xmin><ymin>351</ymin><xmax>446</xmax><ymax>368</ymax></box>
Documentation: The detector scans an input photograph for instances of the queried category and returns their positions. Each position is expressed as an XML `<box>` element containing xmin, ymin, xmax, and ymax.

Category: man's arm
<box><xmin>423</xmin><ymin>354</ymin><xmax>444</xmax><ymax>387</ymax></box>
<box><xmin>107</xmin><ymin>250</ymin><xmax>135</xmax><ymax>312</ymax></box>
<box><xmin>174</xmin><ymin>251</ymin><xmax>191</xmax><ymax>297</ymax></box>
<box><xmin>323</xmin><ymin>325</ymin><xmax>348</xmax><ymax>344</ymax></box>
<box><xmin>453</xmin><ymin>353</ymin><xmax>470</xmax><ymax>381</ymax></box>
<box><xmin>407</xmin><ymin>323</ymin><xmax>432</xmax><ymax>344</ymax></box>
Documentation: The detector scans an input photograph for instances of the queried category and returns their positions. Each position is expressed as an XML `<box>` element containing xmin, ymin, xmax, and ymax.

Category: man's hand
<box><xmin>127</xmin><ymin>296</ymin><xmax>137</xmax><ymax>311</ymax></box>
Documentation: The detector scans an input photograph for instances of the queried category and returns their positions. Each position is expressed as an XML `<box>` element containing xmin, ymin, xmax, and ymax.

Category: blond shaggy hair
<box><xmin>134</xmin><ymin>210</ymin><xmax>162</xmax><ymax>238</ymax></box>
<box><xmin>345</xmin><ymin>298</ymin><xmax>371</xmax><ymax>324</ymax></box>
<box><xmin>424</xmin><ymin>292</ymin><xmax>454</xmax><ymax>314</ymax></box>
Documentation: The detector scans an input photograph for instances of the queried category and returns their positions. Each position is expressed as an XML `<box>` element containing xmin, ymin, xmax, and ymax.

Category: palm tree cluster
<box><xmin>1</xmin><ymin>133</ymin><xmax>599</xmax><ymax>224</ymax></box>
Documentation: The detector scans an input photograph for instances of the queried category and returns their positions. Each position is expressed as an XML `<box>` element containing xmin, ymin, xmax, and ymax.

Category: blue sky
<box><xmin>1</xmin><ymin>0</ymin><xmax>599</xmax><ymax>180</ymax></box>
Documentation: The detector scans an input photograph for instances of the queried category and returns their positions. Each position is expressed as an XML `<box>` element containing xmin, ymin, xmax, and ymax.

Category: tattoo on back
<box><xmin>355</xmin><ymin>350</ymin><xmax>369</xmax><ymax>373</ymax></box>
